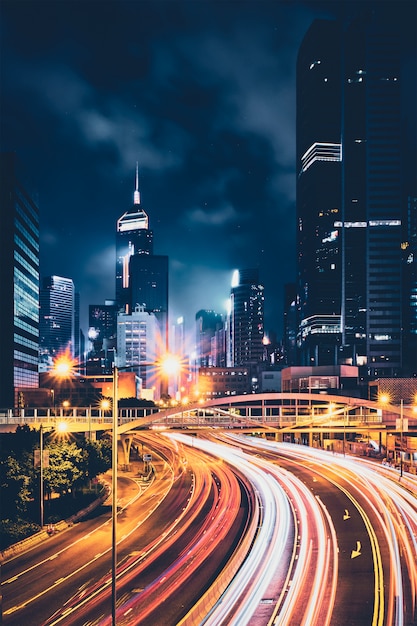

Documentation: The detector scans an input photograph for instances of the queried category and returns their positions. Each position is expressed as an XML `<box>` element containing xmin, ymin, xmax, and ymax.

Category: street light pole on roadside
<box><xmin>111</xmin><ymin>365</ymin><xmax>118</xmax><ymax>626</ymax></box>
<box><xmin>400</xmin><ymin>399</ymin><xmax>404</xmax><ymax>479</ymax></box>
<box><xmin>40</xmin><ymin>424</ymin><xmax>44</xmax><ymax>528</ymax></box>
<box><xmin>51</xmin><ymin>352</ymin><xmax>181</xmax><ymax>626</ymax></box>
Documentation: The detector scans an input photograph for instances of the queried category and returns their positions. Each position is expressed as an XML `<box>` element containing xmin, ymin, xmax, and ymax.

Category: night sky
<box><xmin>1</xmin><ymin>0</ymin><xmax>415</xmax><ymax>340</ymax></box>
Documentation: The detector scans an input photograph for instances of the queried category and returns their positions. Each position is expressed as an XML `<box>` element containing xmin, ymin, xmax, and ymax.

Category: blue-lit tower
<box><xmin>0</xmin><ymin>152</ymin><xmax>39</xmax><ymax>407</ymax></box>
<box><xmin>39</xmin><ymin>275</ymin><xmax>75</xmax><ymax>369</ymax></box>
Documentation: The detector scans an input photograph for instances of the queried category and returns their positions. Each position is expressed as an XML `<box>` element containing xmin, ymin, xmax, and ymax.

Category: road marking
<box><xmin>351</xmin><ymin>540</ymin><xmax>362</xmax><ymax>559</ymax></box>
<box><xmin>343</xmin><ymin>509</ymin><xmax>350</xmax><ymax>520</ymax></box>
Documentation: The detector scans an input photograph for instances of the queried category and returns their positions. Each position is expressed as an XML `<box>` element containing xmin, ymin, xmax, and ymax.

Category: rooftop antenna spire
<box><xmin>133</xmin><ymin>162</ymin><xmax>140</xmax><ymax>205</ymax></box>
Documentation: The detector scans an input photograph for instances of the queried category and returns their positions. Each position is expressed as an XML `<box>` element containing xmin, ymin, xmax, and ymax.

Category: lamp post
<box><xmin>400</xmin><ymin>399</ymin><xmax>404</xmax><ymax>479</ymax></box>
<box><xmin>40</xmin><ymin>424</ymin><xmax>44</xmax><ymax>528</ymax></box>
<box><xmin>51</xmin><ymin>352</ymin><xmax>181</xmax><ymax>626</ymax></box>
<box><xmin>111</xmin><ymin>366</ymin><xmax>118</xmax><ymax>626</ymax></box>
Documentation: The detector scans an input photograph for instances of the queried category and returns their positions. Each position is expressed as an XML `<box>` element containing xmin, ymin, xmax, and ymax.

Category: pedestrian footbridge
<box><xmin>1</xmin><ymin>393</ymin><xmax>415</xmax><ymax>439</ymax></box>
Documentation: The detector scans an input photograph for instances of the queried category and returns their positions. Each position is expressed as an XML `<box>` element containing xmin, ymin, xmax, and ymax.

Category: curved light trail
<box><xmin>228</xmin><ymin>435</ymin><xmax>417</xmax><ymax>626</ymax></box>
<box><xmin>4</xmin><ymin>430</ymin><xmax>416</xmax><ymax>626</ymax></box>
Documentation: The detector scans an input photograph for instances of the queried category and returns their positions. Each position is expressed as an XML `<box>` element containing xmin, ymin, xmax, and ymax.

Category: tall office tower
<box><xmin>0</xmin><ymin>152</ymin><xmax>39</xmax><ymax>407</ymax></box>
<box><xmin>39</xmin><ymin>275</ymin><xmax>75</xmax><ymax>370</ymax></box>
<box><xmin>74</xmin><ymin>292</ymin><xmax>82</xmax><ymax>368</ymax></box>
<box><xmin>117</xmin><ymin>305</ymin><xmax>161</xmax><ymax>398</ymax></box>
<box><xmin>212</xmin><ymin>325</ymin><xmax>227</xmax><ymax>368</ymax></box>
<box><xmin>195</xmin><ymin>310</ymin><xmax>224</xmax><ymax>367</ymax></box>
<box><xmin>171</xmin><ymin>316</ymin><xmax>185</xmax><ymax>359</ymax></box>
<box><xmin>129</xmin><ymin>253</ymin><xmax>169</xmax><ymax>350</ymax></box>
<box><xmin>283</xmin><ymin>283</ymin><xmax>298</xmax><ymax>367</ymax></box>
<box><xmin>403</xmin><ymin>195</ymin><xmax>417</xmax><ymax>374</ymax></box>
<box><xmin>296</xmin><ymin>7</ymin><xmax>416</xmax><ymax>377</ymax></box>
<box><xmin>228</xmin><ymin>269</ymin><xmax>265</xmax><ymax>368</ymax></box>
<box><xmin>87</xmin><ymin>300</ymin><xmax>118</xmax><ymax>374</ymax></box>
<box><xmin>116</xmin><ymin>165</ymin><xmax>153</xmax><ymax>312</ymax></box>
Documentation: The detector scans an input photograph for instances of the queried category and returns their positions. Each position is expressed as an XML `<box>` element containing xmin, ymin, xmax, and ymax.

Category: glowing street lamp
<box><xmin>52</xmin><ymin>353</ymin><xmax>75</xmax><ymax>378</ymax></box>
<box><xmin>52</xmin><ymin>353</ymin><xmax>182</xmax><ymax>626</ymax></box>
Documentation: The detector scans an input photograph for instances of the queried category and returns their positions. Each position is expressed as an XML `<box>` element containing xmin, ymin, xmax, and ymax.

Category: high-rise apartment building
<box><xmin>0</xmin><ymin>152</ymin><xmax>39</xmax><ymax>407</ymax></box>
<box><xmin>296</xmin><ymin>7</ymin><xmax>416</xmax><ymax>377</ymax></box>
<box><xmin>39</xmin><ymin>275</ymin><xmax>75</xmax><ymax>369</ymax></box>
<box><xmin>228</xmin><ymin>269</ymin><xmax>265</xmax><ymax>368</ymax></box>
<box><xmin>115</xmin><ymin>164</ymin><xmax>153</xmax><ymax>312</ymax></box>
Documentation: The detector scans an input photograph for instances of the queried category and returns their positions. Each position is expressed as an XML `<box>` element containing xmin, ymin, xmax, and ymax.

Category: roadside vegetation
<box><xmin>0</xmin><ymin>425</ymin><xmax>112</xmax><ymax>550</ymax></box>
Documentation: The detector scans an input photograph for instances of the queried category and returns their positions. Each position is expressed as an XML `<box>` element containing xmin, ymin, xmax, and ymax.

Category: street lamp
<box><xmin>111</xmin><ymin>366</ymin><xmax>118</xmax><ymax>626</ymax></box>
<box><xmin>400</xmin><ymin>399</ymin><xmax>404</xmax><ymax>478</ymax></box>
<box><xmin>52</xmin><ymin>352</ymin><xmax>182</xmax><ymax>626</ymax></box>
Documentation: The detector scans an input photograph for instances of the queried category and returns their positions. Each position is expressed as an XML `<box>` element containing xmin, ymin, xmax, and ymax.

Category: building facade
<box><xmin>197</xmin><ymin>366</ymin><xmax>250</xmax><ymax>400</ymax></box>
<box><xmin>39</xmin><ymin>275</ymin><xmax>75</xmax><ymax>370</ymax></box>
<box><xmin>129</xmin><ymin>253</ymin><xmax>168</xmax><ymax>350</ymax></box>
<box><xmin>195</xmin><ymin>309</ymin><xmax>224</xmax><ymax>367</ymax></box>
<box><xmin>227</xmin><ymin>269</ymin><xmax>265</xmax><ymax>369</ymax></box>
<box><xmin>115</xmin><ymin>164</ymin><xmax>153</xmax><ymax>312</ymax></box>
<box><xmin>115</xmin><ymin>165</ymin><xmax>169</xmax><ymax>363</ymax></box>
<box><xmin>0</xmin><ymin>152</ymin><xmax>40</xmax><ymax>407</ymax></box>
<box><xmin>296</xmin><ymin>8</ymin><xmax>417</xmax><ymax>378</ymax></box>
<box><xmin>87</xmin><ymin>300</ymin><xmax>118</xmax><ymax>375</ymax></box>
<box><xmin>116</xmin><ymin>305</ymin><xmax>161</xmax><ymax>399</ymax></box>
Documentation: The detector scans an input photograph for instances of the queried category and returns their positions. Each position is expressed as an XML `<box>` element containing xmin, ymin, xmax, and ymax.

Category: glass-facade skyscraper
<box><xmin>228</xmin><ymin>268</ymin><xmax>265</xmax><ymax>368</ymax></box>
<box><xmin>0</xmin><ymin>152</ymin><xmax>39</xmax><ymax>407</ymax></box>
<box><xmin>39</xmin><ymin>275</ymin><xmax>75</xmax><ymax>369</ymax></box>
<box><xmin>115</xmin><ymin>164</ymin><xmax>153</xmax><ymax>312</ymax></box>
<box><xmin>296</xmin><ymin>7</ymin><xmax>417</xmax><ymax>377</ymax></box>
<box><xmin>115</xmin><ymin>165</ymin><xmax>169</xmax><ymax>354</ymax></box>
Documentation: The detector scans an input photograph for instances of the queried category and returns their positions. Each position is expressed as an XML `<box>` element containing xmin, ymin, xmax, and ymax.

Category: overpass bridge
<box><xmin>1</xmin><ymin>392</ymin><xmax>415</xmax><ymax>437</ymax></box>
<box><xmin>2</xmin><ymin>393</ymin><xmax>416</xmax><ymax>470</ymax></box>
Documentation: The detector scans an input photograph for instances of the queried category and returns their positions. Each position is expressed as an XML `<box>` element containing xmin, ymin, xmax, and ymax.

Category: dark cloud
<box><xmin>6</xmin><ymin>0</ymin><xmax>407</xmax><ymax>338</ymax></box>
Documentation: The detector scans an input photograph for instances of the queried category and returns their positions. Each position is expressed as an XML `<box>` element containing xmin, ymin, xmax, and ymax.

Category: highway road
<box><xmin>185</xmin><ymin>432</ymin><xmax>417</xmax><ymax>626</ymax></box>
<box><xmin>2</xmin><ymin>434</ymin><xmax>251</xmax><ymax>626</ymax></box>
<box><xmin>2</xmin><ymin>431</ymin><xmax>416</xmax><ymax>626</ymax></box>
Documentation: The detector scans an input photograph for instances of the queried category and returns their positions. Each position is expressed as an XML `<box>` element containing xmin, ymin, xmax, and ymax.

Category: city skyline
<box><xmin>1</xmin><ymin>1</ymin><xmax>415</xmax><ymax>339</ymax></box>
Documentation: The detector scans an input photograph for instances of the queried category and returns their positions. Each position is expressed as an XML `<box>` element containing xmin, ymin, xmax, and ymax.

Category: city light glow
<box><xmin>52</xmin><ymin>352</ymin><xmax>77</xmax><ymax>378</ymax></box>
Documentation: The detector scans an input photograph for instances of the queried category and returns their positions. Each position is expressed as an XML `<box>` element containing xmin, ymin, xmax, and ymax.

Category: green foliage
<box><xmin>0</xmin><ymin>456</ymin><xmax>32</xmax><ymax>517</ymax></box>
<box><xmin>43</xmin><ymin>441</ymin><xmax>85</xmax><ymax>496</ymax></box>
<box><xmin>80</xmin><ymin>438</ymin><xmax>112</xmax><ymax>478</ymax></box>
<box><xmin>0</xmin><ymin>518</ymin><xmax>40</xmax><ymax>551</ymax></box>
<box><xmin>0</xmin><ymin>428</ymin><xmax>112</xmax><ymax>523</ymax></box>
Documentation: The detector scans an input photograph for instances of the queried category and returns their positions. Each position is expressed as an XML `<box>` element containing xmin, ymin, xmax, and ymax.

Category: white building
<box><xmin>117</xmin><ymin>305</ymin><xmax>161</xmax><ymax>399</ymax></box>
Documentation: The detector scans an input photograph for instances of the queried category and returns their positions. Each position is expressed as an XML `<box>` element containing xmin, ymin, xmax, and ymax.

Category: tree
<box><xmin>43</xmin><ymin>441</ymin><xmax>85</xmax><ymax>497</ymax></box>
<box><xmin>80</xmin><ymin>438</ymin><xmax>112</xmax><ymax>480</ymax></box>
<box><xmin>0</xmin><ymin>456</ymin><xmax>32</xmax><ymax>518</ymax></box>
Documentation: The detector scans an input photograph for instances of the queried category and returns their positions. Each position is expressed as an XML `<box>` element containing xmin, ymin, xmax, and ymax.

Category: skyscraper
<box><xmin>87</xmin><ymin>300</ymin><xmax>118</xmax><ymax>375</ymax></box>
<box><xmin>296</xmin><ymin>7</ymin><xmax>416</xmax><ymax>377</ymax></box>
<box><xmin>115</xmin><ymin>164</ymin><xmax>153</xmax><ymax>312</ymax></box>
<box><xmin>0</xmin><ymin>152</ymin><xmax>39</xmax><ymax>407</ymax></box>
<box><xmin>115</xmin><ymin>165</ymin><xmax>169</xmax><ymax>352</ymax></box>
<box><xmin>228</xmin><ymin>269</ymin><xmax>265</xmax><ymax>368</ymax></box>
<box><xmin>117</xmin><ymin>305</ymin><xmax>161</xmax><ymax>398</ymax></box>
<box><xmin>195</xmin><ymin>309</ymin><xmax>224</xmax><ymax>367</ymax></box>
<box><xmin>39</xmin><ymin>275</ymin><xmax>75</xmax><ymax>369</ymax></box>
<box><xmin>129</xmin><ymin>253</ymin><xmax>168</xmax><ymax>349</ymax></box>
